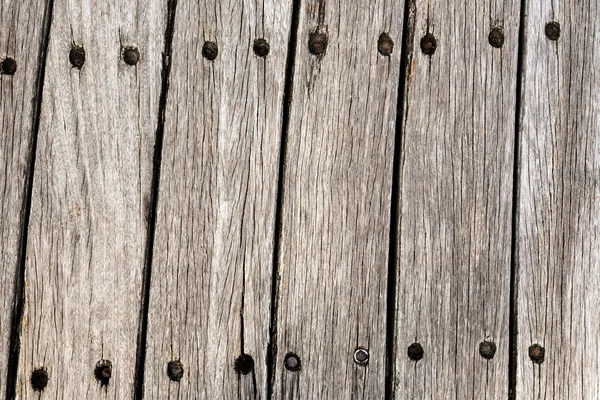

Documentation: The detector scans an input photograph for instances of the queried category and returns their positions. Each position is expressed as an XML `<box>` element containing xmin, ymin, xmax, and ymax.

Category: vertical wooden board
<box><xmin>16</xmin><ymin>0</ymin><xmax>165</xmax><ymax>398</ymax></box>
<box><xmin>394</xmin><ymin>0</ymin><xmax>519</xmax><ymax>398</ymax></box>
<box><xmin>273</xmin><ymin>1</ymin><xmax>402</xmax><ymax>398</ymax></box>
<box><xmin>517</xmin><ymin>1</ymin><xmax>600</xmax><ymax>398</ymax></box>
<box><xmin>0</xmin><ymin>0</ymin><xmax>47</xmax><ymax>394</ymax></box>
<box><xmin>144</xmin><ymin>1</ymin><xmax>291</xmax><ymax>399</ymax></box>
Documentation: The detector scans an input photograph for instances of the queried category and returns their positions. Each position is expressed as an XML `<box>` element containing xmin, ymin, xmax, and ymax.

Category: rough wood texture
<box><xmin>393</xmin><ymin>1</ymin><xmax>519</xmax><ymax>398</ymax></box>
<box><xmin>517</xmin><ymin>2</ymin><xmax>600</xmax><ymax>398</ymax></box>
<box><xmin>143</xmin><ymin>1</ymin><xmax>291</xmax><ymax>398</ymax></box>
<box><xmin>0</xmin><ymin>0</ymin><xmax>47</xmax><ymax>395</ymax></box>
<box><xmin>273</xmin><ymin>1</ymin><xmax>403</xmax><ymax>398</ymax></box>
<box><xmin>16</xmin><ymin>0</ymin><xmax>165</xmax><ymax>397</ymax></box>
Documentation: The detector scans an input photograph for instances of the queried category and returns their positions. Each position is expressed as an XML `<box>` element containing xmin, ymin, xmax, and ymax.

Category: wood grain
<box><xmin>0</xmin><ymin>0</ymin><xmax>47</xmax><ymax>395</ymax></box>
<box><xmin>15</xmin><ymin>0</ymin><xmax>165</xmax><ymax>397</ymax></box>
<box><xmin>516</xmin><ymin>1</ymin><xmax>600</xmax><ymax>398</ymax></box>
<box><xmin>273</xmin><ymin>1</ymin><xmax>403</xmax><ymax>398</ymax></box>
<box><xmin>393</xmin><ymin>0</ymin><xmax>519</xmax><ymax>398</ymax></box>
<box><xmin>143</xmin><ymin>1</ymin><xmax>292</xmax><ymax>398</ymax></box>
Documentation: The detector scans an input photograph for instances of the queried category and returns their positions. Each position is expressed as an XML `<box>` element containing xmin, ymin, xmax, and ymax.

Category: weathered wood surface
<box><xmin>143</xmin><ymin>1</ymin><xmax>292</xmax><ymax>398</ymax></box>
<box><xmin>0</xmin><ymin>0</ymin><xmax>47</xmax><ymax>395</ymax></box>
<box><xmin>15</xmin><ymin>0</ymin><xmax>165</xmax><ymax>397</ymax></box>
<box><xmin>517</xmin><ymin>1</ymin><xmax>600</xmax><ymax>398</ymax></box>
<box><xmin>273</xmin><ymin>1</ymin><xmax>403</xmax><ymax>398</ymax></box>
<box><xmin>393</xmin><ymin>1</ymin><xmax>519</xmax><ymax>398</ymax></box>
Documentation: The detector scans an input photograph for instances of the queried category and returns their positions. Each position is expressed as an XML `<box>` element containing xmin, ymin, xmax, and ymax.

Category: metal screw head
<box><xmin>284</xmin><ymin>352</ymin><xmax>301</xmax><ymax>372</ymax></box>
<box><xmin>123</xmin><ymin>47</ymin><xmax>140</xmax><ymax>65</ymax></box>
<box><xmin>253</xmin><ymin>38</ymin><xmax>270</xmax><ymax>58</ymax></box>
<box><xmin>308</xmin><ymin>32</ymin><xmax>328</xmax><ymax>56</ymax></box>
<box><xmin>488</xmin><ymin>27</ymin><xmax>505</xmax><ymax>48</ymax></box>
<box><xmin>407</xmin><ymin>342</ymin><xmax>424</xmax><ymax>361</ymax></box>
<box><xmin>353</xmin><ymin>348</ymin><xmax>370</xmax><ymax>365</ymax></box>
<box><xmin>167</xmin><ymin>360</ymin><xmax>184</xmax><ymax>382</ymax></box>
<box><xmin>202</xmin><ymin>41</ymin><xmax>218</xmax><ymax>61</ymax></box>
<box><xmin>30</xmin><ymin>368</ymin><xmax>49</xmax><ymax>392</ymax></box>
<box><xmin>377</xmin><ymin>33</ymin><xmax>394</xmax><ymax>57</ymax></box>
<box><xmin>479</xmin><ymin>341</ymin><xmax>497</xmax><ymax>359</ymax></box>
<box><xmin>529</xmin><ymin>343</ymin><xmax>545</xmax><ymax>364</ymax></box>
<box><xmin>420</xmin><ymin>33</ymin><xmax>437</xmax><ymax>55</ymax></box>
<box><xmin>234</xmin><ymin>354</ymin><xmax>254</xmax><ymax>375</ymax></box>
<box><xmin>545</xmin><ymin>22</ymin><xmax>560</xmax><ymax>41</ymax></box>
<box><xmin>1</xmin><ymin>57</ymin><xmax>17</xmax><ymax>75</ymax></box>
<box><xmin>94</xmin><ymin>360</ymin><xmax>112</xmax><ymax>386</ymax></box>
<box><xmin>69</xmin><ymin>45</ymin><xmax>86</xmax><ymax>69</ymax></box>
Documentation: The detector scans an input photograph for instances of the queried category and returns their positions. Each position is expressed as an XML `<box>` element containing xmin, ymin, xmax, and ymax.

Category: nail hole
<box><xmin>377</xmin><ymin>33</ymin><xmax>394</xmax><ymax>57</ymax></box>
<box><xmin>284</xmin><ymin>352</ymin><xmax>301</xmax><ymax>372</ymax></box>
<box><xmin>353</xmin><ymin>348</ymin><xmax>369</xmax><ymax>365</ymax></box>
<box><xmin>407</xmin><ymin>342</ymin><xmax>424</xmax><ymax>361</ymax></box>
<box><xmin>545</xmin><ymin>21</ymin><xmax>560</xmax><ymax>41</ymax></box>
<box><xmin>167</xmin><ymin>360</ymin><xmax>184</xmax><ymax>382</ymax></box>
<box><xmin>123</xmin><ymin>46</ymin><xmax>140</xmax><ymax>65</ymax></box>
<box><xmin>30</xmin><ymin>368</ymin><xmax>48</xmax><ymax>392</ymax></box>
<box><xmin>253</xmin><ymin>38</ymin><xmax>270</xmax><ymax>58</ymax></box>
<box><xmin>420</xmin><ymin>33</ymin><xmax>437</xmax><ymax>55</ymax></box>
<box><xmin>94</xmin><ymin>359</ymin><xmax>112</xmax><ymax>386</ymax></box>
<box><xmin>1</xmin><ymin>57</ymin><xmax>17</xmax><ymax>75</ymax></box>
<box><xmin>479</xmin><ymin>341</ymin><xmax>497</xmax><ymax>360</ymax></box>
<box><xmin>529</xmin><ymin>343</ymin><xmax>545</xmax><ymax>364</ymax></box>
<box><xmin>234</xmin><ymin>353</ymin><xmax>254</xmax><ymax>375</ymax></box>
<box><xmin>69</xmin><ymin>44</ymin><xmax>86</xmax><ymax>69</ymax></box>
<box><xmin>308</xmin><ymin>32</ymin><xmax>328</xmax><ymax>56</ymax></box>
<box><xmin>488</xmin><ymin>27</ymin><xmax>505</xmax><ymax>48</ymax></box>
<box><xmin>202</xmin><ymin>41</ymin><xmax>218</xmax><ymax>61</ymax></box>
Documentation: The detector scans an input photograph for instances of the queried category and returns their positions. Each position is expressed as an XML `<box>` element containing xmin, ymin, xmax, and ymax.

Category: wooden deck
<box><xmin>0</xmin><ymin>0</ymin><xmax>598</xmax><ymax>398</ymax></box>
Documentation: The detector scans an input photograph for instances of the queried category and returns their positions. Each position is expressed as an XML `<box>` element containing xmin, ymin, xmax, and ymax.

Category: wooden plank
<box><xmin>143</xmin><ymin>1</ymin><xmax>292</xmax><ymax>398</ymax></box>
<box><xmin>15</xmin><ymin>0</ymin><xmax>165</xmax><ymax>397</ymax></box>
<box><xmin>0</xmin><ymin>0</ymin><xmax>47</xmax><ymax>395</ymax></box>
<box><xmin>273</xmin><ymin>1</ymin><xmax>403</xmax><ymax>398</ymax></box>
<box><xmin>516</xmin><ymin>2</ymin><xmax>600</xmax><ymax>398</ymax></box>
<box><xmin>393</xmin><ymin>1</ymin><xmax>519</xmax><ymax>398</ymax></box>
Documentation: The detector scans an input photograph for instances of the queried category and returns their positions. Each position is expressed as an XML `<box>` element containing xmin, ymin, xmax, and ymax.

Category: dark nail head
<box><xmin>353</xmin><ymin>348</ymin><xmax>369</xmax><ymax>365</ymax></box>
<box><xmin>167</xmin><ymin>360</ymin><xmax>184</xmax><ymax>382</ymax></box>
<box><xmin>308</xmin><ymin>32</ymin><xmax>328</xmax><ymax>56</ymax></box>
<box><xmin>94</xmin><ymin>360</ymin><xmax>112</xmax><ymax>386</ymax></box>
<box><xmin>284</xmin><ymin>352</ymin><xmax>301</xmax><ymax>371</ymax></box>
<box><xmin>378</xmin><ymin>33</ymin><xmax>394</xmax><ymax>56</ymax></box>
<box><xmin>1</xmin><ymin>57</ymin><xmax>17</xmax><ymax>75</ymax></box>
<box><xmin>202</xmin><ymin>41</ymin><xmax>218</xmax><ymax>61</ymax></box>
<box><xmin>69</xmin><ymin>45</ymin><xmax>86</xmax><ymax>69</ymax></box>
<box><xmin>420</xmin><ymin>33</ymin><xmax>437</xmax><ymax>55</ymax></box>
<box><xmin>123</xmin><ymin>47</ymin><xmax>140</xmax><ymax>65</ymax></box>
<box><xmin>488</xmin><ymin>27</ymin><xmax>505</xmax><ymax>48</ymax></box>
<box><xmin>234</xmin><ymin>353</ymin><xmax>254</xmax><ymax>375</ymax></box>
<box><xmin>545</xmin><ymin>22</ymin><xmax>560</xmax><ymax>41</ymax></box>
<box><xmin>479</xmin><ymin>341</ymin><xmax>497</xmax><ymax>359</ymax></box>
<box><xmin>407</xmin><ymin>342</ymin><xmax>424</xmax><ymax>361</ymax></box>
<box><xmin>529</xmin><ymin>344</ymin><xmax>545</xmax><ymax>364</ymax></box>
<box><xmin>253</xmin><ymin>38</ymin><xmax>270</xmax><ymax>58</ymax></box>
<box><xmin>30</xmin><ymin>368</ymin><xmax>49</xmax><ymax>392</ymax></box>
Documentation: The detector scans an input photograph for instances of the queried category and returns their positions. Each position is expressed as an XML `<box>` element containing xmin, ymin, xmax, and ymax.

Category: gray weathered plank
<box><xmin>393</xmin><ymin>1</ymin><xmax>519</xmax><ymax>398</ymax></box>
<box><xmin>273</xmin><ymin>1</ymin><xmax>403</xmax><ymax>398</ymax></box>
<box><xmin>0</xmin><ymin>0</ymin><xmax>47</xmax><ymax>395</ymax></box>
<box><xmin>15</xmin><ymin>0</ymin><xmax>165</xmax><ymax>397</ymax></box>
<box><xmin>516</xmin><ymin>2</ymin><xmax>600</xmax><ymax>398</ymax></box>
<box><xmin>143</xmin><ymin>1</ymin><xmax>292</xmax><ymax>398</ymax></box>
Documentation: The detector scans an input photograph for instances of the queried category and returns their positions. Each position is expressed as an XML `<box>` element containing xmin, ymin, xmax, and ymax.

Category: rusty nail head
<box><xmin>253</xmin><ymin>38</ymin><xmax>270</xmax><ymax>58</ymax></box>
<box><xmin>30</xmin><ymin>368</ymin><xmax>49</xmax><ymax>392</ymax></box>
<box><xmin>378</xmin><ymin>33</ymin><xmax>394</xmax><ymax>56</ymax></box>
<box><xmin>284</xmin><ymin>352</ymin><xmax>301</xmax><ymax>371</ymax></box>
<box><xmin>94</xmin><ymin>360</ymin><xmax>112</xmax><ymax>386</ymax></box>
<box><xmin>479</xmin><ymin>341</ymin><xmax>497</xmax><ymax>359</ymax></box>
<box><xmin>69</xmin><ymin>45</ymin><xmax>86</xmax><ymax>69</ymax></box>
<box><xmin>407</xmin><ymin>342</ymin><xmax>424</xmax><ymax>360</ymax></box>
<box><xmin>488</xmin><ymin>27</ymin><xmax>505</xmax><ymax>48</ymax></box>
<box><xmin>234</xmin><ymin>353</ymin><xmax>254</xmax><ymax>375</ymax></box>
<box><xmin>308</xmin><ymin>32</ymin><xmax>328</xmax><ymax>56</ymax></box>
<box><xmin>167</xmin><ymin>360</ymin><xmax>184</xmax><ymax>382</ymax></box>
<box><xmin>123</xmin><ymin>47</ymin><xmax>140</xmax><ymax>65</ymax></box>
<box><xmin>202</xmin><ymin>41</ymin><xmax>218</xmax><ymax>61</ymax></box>
<box><xmin>420</xmin><ymin>33</ymin><xmax>437</xmax><ymax>55</ymax></box>
<box><xmin>353</xmin><ymin>348</ymin><xmax>370</xmax><ymax>365</ymax></box>
<box><xmin>529</xmin><ymin>343</ymin><xmax>545</xmax><ymax>364</ymax></box>
<box><xmin>1</xmin><ymin>57</ymin><xmax>17</xmax><ymax>75</ymax></box>
<box><xmin>545</xmin><ymin>22</ymin><xmax>560</xmax><ymax>41</ymax></box>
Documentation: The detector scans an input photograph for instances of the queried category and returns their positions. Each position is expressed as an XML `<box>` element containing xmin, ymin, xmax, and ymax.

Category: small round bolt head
<box><xmin>479</xmin><ymin>341</ymin><xmax>497</xmax><ymax>359</ymax></box>
<box><xmin>167</xmin><ymin>360</ymin><xmax>184</xmax><ymax>382</ymax></box>
<box><xmin>545</xmin><ymin>22</ymin><xmax>560</xmax><ymax>41</ymax></box>
<box><xmin>420</xmin><ymin>33</ymin><xmax>437</xmax><ymax>55</ymax></box>
<box><xmin>378</xmin><ymin>33</ymin><xmax>394</xmax><ymax>56</ymax></box>
<box><xmin>407</xmin><ymin>342</ymin><xmax>424</xmax><ymax>360</ymax></box>
<box><xmin>123</xmin><ymin>47</ymin><xmax>140</xmax><ymax>65</ymax></box>
<box><xmin>488</xmin><ymin>27</ymin><xmax>505</xmax><ymax>48</ymax></box>
<box><xmin>529</xmin><ymin>343</ymin><xmax>545</xmax><ymax>364</ymax></box>
<box><xmin>253</xmin><ymin>38</ymin><xmax>270</xmax><ymax>58</ymax></box>
<box><xmin>353</xmin><ymin>347</ymin><xmax>370</xmax><ymax>365</ymax></box>
<box><xmin>284</xmin><ymin>352</ymin><xmax>301</xmax><ymax>371</ymax></box>
<box><xmin>69</xmin><ymin>45</ymin><xmax>86</xmax><ymax>69</ymax></box>
<box><xmin>1</xmin><ymin>57</ymin><xmax>17</xmax><ymax>75</ymax></box>
<box><xmin>234</xmin><ymin>354</ymin><xmax>254</xmax><ymax>375</ymax></box>
<box><xmin>202</xmin><ymin>41</ymin><xmax>218</xmax><ymax>61</ymax></box>
<box><xmin>30</xmin><ymin>368</ymin><xmax>49</xmax><ymax>392</ymax></box>
<box><xmin>308</xmin><ymin>32</ymin><xmax>328</xmax><ymax>55</ymax></box>
<box><xmin>94</xmin><ymin>359</ymin><xmax>112</xmax><ymax>386</ymax></box>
